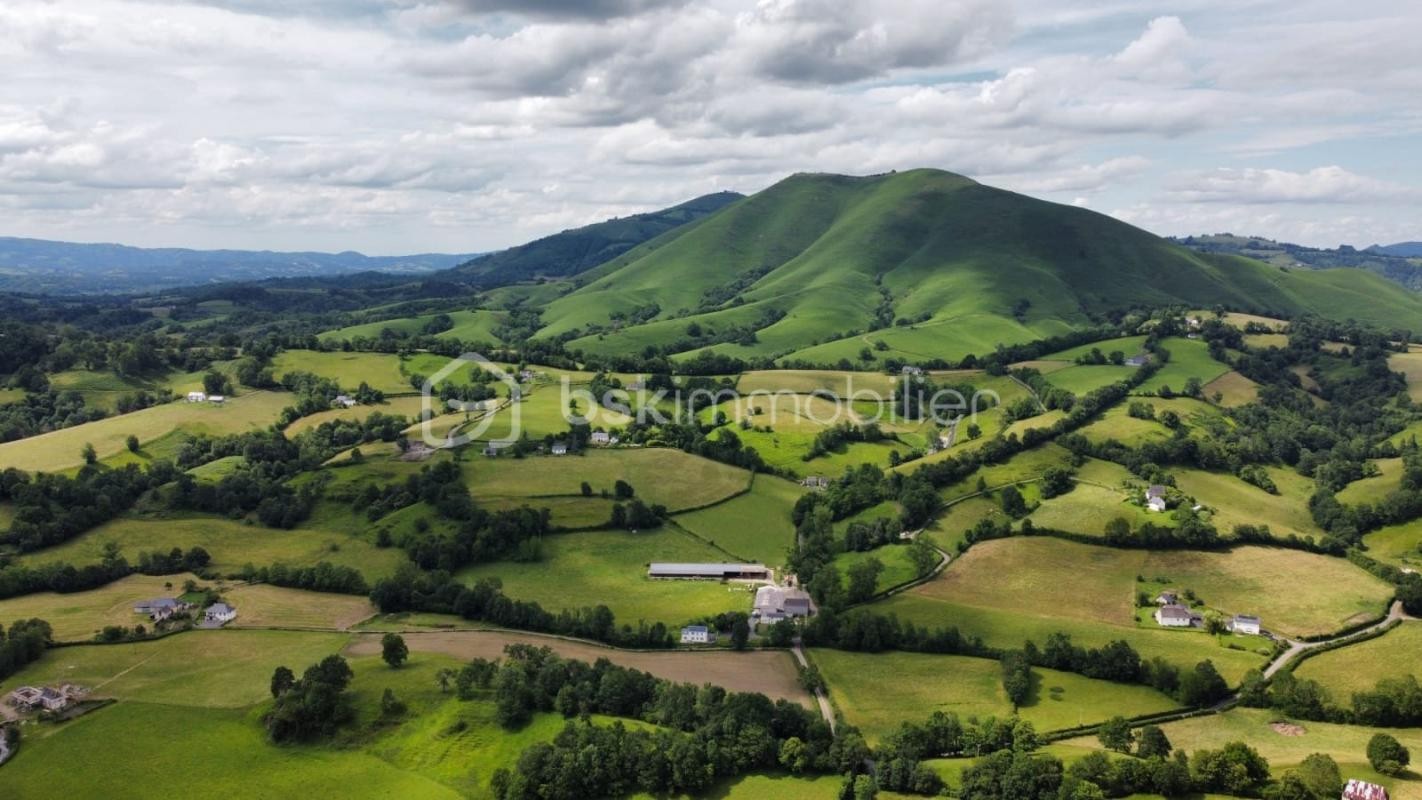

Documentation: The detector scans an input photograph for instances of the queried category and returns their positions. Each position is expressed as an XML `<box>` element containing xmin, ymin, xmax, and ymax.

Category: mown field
<box><xmin>1077</xmin><ymin>397</ymin><xmax>1228</xmax><ymax>449</ymax></box>
<box><xmin>0</xmin><ymin>573</ymin><xmax>374</xmax><ymax>641</ymax></box>
<box><xmin>1136</xmin><ymin>337</ymin><xmax>1232</xmax><ymax>396</ymax></box>
<box><xmin>672</xmin><ymin>475</ymin><xmax>804</xmax><ymax>565</ymax></box>
<box><xmin>14</xmin><ymin>513</ymin><xmax>409</xmax><ymax>581</ymax></box>
<box><xmin>869</xmin><ymin>536</ymin><xmax>1388</xmax><ymax>676</ymax></box>
<box><xmin>454</xmin><ymin>527</ymin><xmax>755</xmax><ymax>628</ymax></box>
<box><xmin>1293</xmin><ymin>621</ymin><xmax>1422</xmax><ymax>697</ymax></box>
<box><xmin>1056</xmin><ymin>708</ymin><xmax>1422</xmax><ymax>800</ymax></box>
<box><xmin>1202</xmin><ymin>370</ymin><xmax>1261</xmax><ymax>406</ymax></box>
<box><xmin>717</xmin><ymin>425</ymin><xmax>912</xmax><ymax>477</ymax></box>
<box><xmin>270</xmin><ymin>350</ymin><xmax>413</xmax><ymax>394</ymax></box>
<box><xmin>0</xmin><ymin>391</ymin><xmax>290</xmax><ymax>473</ymax></box>
<box><xmin>463</xmin><ymin>448</ymin><xmax>751</xmax><ymax>513</ymax></box>
<box><xmin>811</xmin><ymin>649</ymin><xmax>1181</xmax><ymax>743</ymax></box>
<box><xmin>1173</xmin><ymin>466</ymin><xmax>1326</xmax><ymax>540</ymax></box>
<box><xmin>461</xmin><ymin>384</ymin><xmax>633</xmax><ymax>442</ymax></box>
<box><xmin>832</xmin><ymin>544</ymin><xmax>921</xmax><ymax>595</ymax></box>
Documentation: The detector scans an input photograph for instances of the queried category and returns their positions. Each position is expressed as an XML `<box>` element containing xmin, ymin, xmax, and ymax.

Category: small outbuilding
<box><xmin>186</xmin><ymin>391</ymin><xmax>207</xmax><ymax>403</ymax></box>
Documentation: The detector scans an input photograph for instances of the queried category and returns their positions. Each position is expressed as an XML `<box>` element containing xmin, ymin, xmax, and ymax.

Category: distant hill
<box><xmin>1370</xmin><ymin>241</ymin><xmax>1422</xmax><ymax>258</ymax></box>
<box><xmin>0</xmin><ymin>237</ymin><xmax>479</xmax><ymax>294</ymax></box>
<box><xmin>447</xmin><ymin>191</ymin><xmax>743</xmax><ymax>285</ymax></box>
<box><xmin>515</xmin><ymin>169</ymin><xmax>1422</xmax><ymax>364</ymax></box>
<box><xmin>1173</xmin><ymin>233</ymin><xmax>1422</xmax><ymax>291</ymax></box>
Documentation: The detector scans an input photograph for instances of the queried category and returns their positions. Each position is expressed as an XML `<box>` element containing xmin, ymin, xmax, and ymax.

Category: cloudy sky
<box><xmin>3</xmin><ymin>0</ymin><xmax>1420</xmax><ymax>254</ymax></box>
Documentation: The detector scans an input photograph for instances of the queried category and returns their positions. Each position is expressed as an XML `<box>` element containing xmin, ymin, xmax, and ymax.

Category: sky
<box><xmin>2</xmin><ymin>0</ymin><xmax>1420</xmax><ymax>255</ymax></box>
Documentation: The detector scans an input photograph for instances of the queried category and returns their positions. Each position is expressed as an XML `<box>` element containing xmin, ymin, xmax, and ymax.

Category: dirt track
<box><xmin>344</xmin><ymin>629</ymin><xmax>814</xmax><ymax>707</ymax></box>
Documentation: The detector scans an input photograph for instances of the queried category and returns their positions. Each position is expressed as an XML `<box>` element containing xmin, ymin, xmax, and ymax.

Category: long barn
<box><xmin>647</xmin><ymin>563</ymin><xmax>771</xmax><ymax>580</ymax></box>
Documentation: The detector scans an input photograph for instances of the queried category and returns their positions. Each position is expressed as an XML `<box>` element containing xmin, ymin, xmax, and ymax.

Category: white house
<box><xmin>1148</xmin><ymin>496</ymin><xmax>1168</xmax><ymax>513</ymax></box>
<box><xmin>590</xmin><ymin>431</ymin><xmax>611</xmax><ymax>446</ymax></box>
<box><xmin>1229</xmin><ymin>614</ymin><xmax>1262</xmax><ymax>636</ymax></box>
<box><xmin>204</xmin><ymin>603</ymin><xmax>237</xmax><ymax>624</ymax></box>
<box><xmin>680</xmin><ymin>625</ymin><xmax>716</xmax><ymax>644</ymax></box>
<box><xmin>1154</xmin><ymin>604</ymin><xmax>1198</xmax><ymax>628</ymax></box>
<box><xmin>333</xmin><ymin>394</ymin><xmax>358</xmax><ymax>408</ymax></box>
<box><xmin>901</xmin><ymin>365</ymin><xmax>924</xmax><ymax>376</ymax></box>
<box><xmin>550</xmin><ymin>441</ymin><xmax>569</xmax><ymax>456</ymax></box>
<box><xmin>186</xmin><ymin>391</ymin><xmax>207</xmax><ymax>403</ymax></box>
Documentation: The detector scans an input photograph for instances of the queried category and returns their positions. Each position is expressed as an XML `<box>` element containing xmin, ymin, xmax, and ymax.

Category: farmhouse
<box><xmin>333</xmin><ymin>394</ymin><xmax>358</xmax><ymax>408</ymax></box>
<box><xmin>1343</xmin><ymin>779</ymin><xmax>1389</xmax><ymax>800</ymax></box>
<box><xmin>483</xmin><ymin>443</ymin><xmax>508</xmax><ymax>457</ymax></box>
<box><xmin>208</xmin><ymin>394</ymin><xmax>226</xmax><ymax>404</ymax></box>
<box><xmin>186</xmin><ymin>391</ymin><xmax>207</xmax><ymax>403</ymax></box>
<box><xmin>1230</xmin><ymin>614</ymin><xmax>1262</xmax><ymax>636</ymax></box>
<box><xmin>518</xmin><ymin>369</ymin><xmax>537</xmax><ymax>382</ymax></box>
<box><xmin>134</xmin><ymin>597</ymin><xmax>190</xmax><ymax>622</ymax></box>
<box><xmin>752</xmin><ymin>585</ymin><xmax>813</xmax><ymax>623</ymax></box>
<box><xmin>648</xmin><ymin>563</ymin><xmax>771</xmax><ymax>581</ymax></box>
<box><xmin>550</xmin><ymin>441</ymin><xmax>569</xmax><ymax>455</ymax></box>
<box><xmin>801</xmin><ymin>476</ymin><xmax>830</xmax><ymax>490</ymax></box>
<box><xmin>203</xmin><ymin>603</ymin><xmax>237</xmax><ymax>625</ymax></box>
<box><xmin>901</xmin><ymin>366</ymin><xmax>924</xmax><ymax>376</ymax></box>
<box><xmin>680</xmin><ymin>625</ymin><xmax>715</xmax><ymax>644</ymax></box>
<box><xmin>590</xmin><ymin>431</ymin><xmax>611</xmax><ymax>445</ymax></box>
<box><xmin>1125</xmin><ymin>354</ymin><xmax>1149</xmax><ymax>367</ymax></box>
<box><xmin>1154</xmin><ymin>604</ymin><xmax>1200</xmax><ymax>628</ymax></box>
<box><xmin>1148</xmin><ymin>496</ymin><xmax>1168</xmax><ymax>513</ymax></box>
<box><xmin>6</xmin><ymin>684</ymin><xmax>84</xmax><ymax>713</ymax></box>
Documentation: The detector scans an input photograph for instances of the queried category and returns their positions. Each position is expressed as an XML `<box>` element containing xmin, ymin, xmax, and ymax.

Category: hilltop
<box><xmin>514</xmin><ymin>169</ymin><xmax>1422</xmax><ymax>364</ymax></box>
<box><xmin>1174</xmin><ymin>233</ymin><xmax>1422</xmax><ymax>291</ymax></box>
<box><xmin>447</xmin><ymin>191</ymin><xmax>742</xmax><ymax>285</ymax></box>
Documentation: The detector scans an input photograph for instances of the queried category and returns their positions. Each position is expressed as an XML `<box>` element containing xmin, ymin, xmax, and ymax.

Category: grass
<box><xmin>1137</xmin><ymin>337</ymin><xmax>1231</xmax><ymax>396</ymax></box>
<box><xmin>736</xmin><ymin>369</ymin><xmax>897</xmax><ymax>397</ymax></box>
<box><xmin>811</xmin><ymin>649</ymin><xmax>1181</xmax><ymax>743</ymax></box>
<box><xmin>1172</xmin><ymin>466</ymin><xmax>1326</xmax><ymax>540</ymax></box>
<box><xmin>1026</xmin><ymin>482</ymin><xmax>1161</xmax><ymax>537</ymax></box>
<box><xmin>1363</xmin><ymin>517</ymin><xmax>1422</xmax><ymax>570</ymax></box>
<box><xmin>1294</xmin><ymin>621</ymin><xmax>1422</xmax><ymax>697</ymax></box>
<box><xmin>1243</xmin><ymin>333</ymin><xmax>1290</xmax><ymax>349</ymax></box>
<box><xmin>717</xmin><ymin>425</ymin><xmax>912</xmax><ymax>477</ymax></box>
<box><xmin>1057</xmin><ymin>708</ymin><xmax>1422</xmax><ymax>799</ymax></box>
<box><xmin>0</xmin><ymin>573</ymin><xmax>375</xmax><ymax>641</ymax></box>
<box><xmin>672</xmin><ymin>475</ymin><xmax>804</xmax><ymax>565</ymax></box>
<box><xmin>931</xmin><ymin>443</ymin><xmax>1075</xmax><ymax>502</ymax></box>
<box><xmin>1042</xmin><ymin>336</ymin><xmax>1150</xmax><ymax>362</ymax></box>
<box><xmin>1388</xmin><ymin>419</ymin><xmax>1422</xmax><ymax>448</ymax></box>
<box><xmin>460</xmin><ymin>383</ymin><xmax>633</xmax><ymax>441</ymax></box>
<box><xmin>0</xmin><ymin>391</ymin><xmax>290</xmax><ymax>473</ymax></box>
<box><xmin>270</xmin><ymin>350</ymin><xmax>412</xmax><ymax>395</ymax></box>
<box><xmin>1077</xmin><ymin>397</ymin><xmax>1228</xmax><ymax>449</ymax></box>
<box><xmin>1043</xmin><ymin>364</ymin><xmax>1137</xmax><ymax>395</ymax></box>
<box><xmin>455</xmin><ymin>527</ymin><xmax>757</xmax><ymax>628</ymax></box>
<box><xmin>1338</xmin><ymin>458</ymin><xmax>1407</xmax><ymax>506</ymax></box>
<box><xmin>868</xmin><ymin>537</ymin><xmax>1389</xmax><ymax>678</ymax></box>
<box><xmin>832</xmin><ymin>544</ymin><xmax>921</xmax><ymax>595</ymax></box>
<box><xmin>317</xmin><ymin>309</ymin><xmax>505</xmax><ymax>344</ymax></box>
<box><xmin>1202</xmin><ymin>370</ymin><xmax>1261</xmax><ymax>406</ymax></box>
<box><xmin>464</xmin><ymin>448</ymin><xmax>751</xmax><ymax>513</ymax></box>
<box><xmin>14</xmin><ymin>513</ymin><xmax>409</xmax><ymax>582</ymax></box>
<box><xmin>1390</xmin><ymin>351</ymin><xmax>1422</xmax><ymax>401</ymax></box>
<box><xmin>283</xmin><ymin>395</ymin><xmax>428</xmax><ymax>436</ymax></box>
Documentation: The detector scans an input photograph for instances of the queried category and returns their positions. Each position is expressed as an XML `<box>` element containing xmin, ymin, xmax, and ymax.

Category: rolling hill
<box><xmin>447</xmin><ymin>190</ymin><xmax>742</xmax><ymax>285</ymax></box>
<box><xmin>525</xmin><ymin>169</ymin><xmax>1422</xmax><ymax>364</ymax></box>
<box><xmin>1175</xmin><ymin>233</ymin><xmax>1422</xmax><ymax>291</ymax></box>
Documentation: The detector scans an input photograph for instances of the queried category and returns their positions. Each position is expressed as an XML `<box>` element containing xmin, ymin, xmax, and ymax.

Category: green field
<box><xmin>1338</xmin><ymin>458</ymin><xmax>1407</xmax><ymax>506</ymax></box>
<box><xmin>1202</xmin><ymin>370</ymin><xmax>1262</xmax><ymax>406</ymax></box>
<box><xmin>1077</xmin><ymin>397</ymin><xmax>1228</xmax><ymax>449</ymax></box>
<box><xmin>1389</xmin><ymin>419</ymin><xmax>1422</xmax><ymax>448</ymax></box>
<box><xmin>284</xmin><ymin>395</ymin><xmax>427</xmax><ymax>436</ymax></box>
<box><xmin>459</xmin><ymin>383</ymin><xmax>633</xmax><ymax>442</ymax></box>
<box><xmin>1136</xmin><ymin>337</ymin><xmax>1232</xmax><ymax>396</ymax></box>
<box><xmin>0</xmin><ymin>573</ymin><xmax>374</xmax><ymax>641</ymax></box>
<box><xmin>672</xmin><ymin>475</ymin><xmax>804</xmax><ymax>565</ymax></box>
<box><xmin>464</xmin><ymin>447</ymin><xmax>751</xmax><ymax>513</ymax></box>
<box><xmin>1294</xmin><ymin>621</ymin><xmax>1422</xmax><ymax>697</ymax></box>
<box><xmin>1390</xmin><ymin>350</ymin><xmax>1422</xmax><ymax>401</ymax></box>
<box><xmin>736</xmin><ymin>369</ymin><xmax>897</xmax><ymax>397</ymax></box>
<box><xmin>1363</xmin><ymin>517</ymin><xmax>1422</xmax><ymax>570</ymax></box>
<box><xmin>270</xmin><ymin>350</ymin><xmax>413</xmax><ymax>394</ymax></box>
<box><xmin>15</xmin><ymin>513</ymin><xmax>409</xmax><ymax>581</ymax></box>
<box><xmin>317</xmin><ymin>309</ymin><xmax>506</xmax><ymax>344</ymax></box>
<box><xmin>717</xmin><ymin>425</ymin><xmax>911</xmax><ymax>477</ymax></box>
<box><xmin>1172</xmin><ymin>466</ymin><xmax>1324</xmax><ymax>540</ymax></box>
<box><xmin>1056</xmin><ymin>708</ymin><xmax>1422</xmax><ymax>800</ymax></box>
<box><xmin>870</xmin><ymin>536</ymin><xmax>1386</xmax><ymax>677</ymax></box>
<box><xmin>0</xmin><ymin>391</ymin><xmax>290</xmax><ymax>473</ymax></box>
<box><xmin>811</xmin><ymin>649</ymin><xmax>1181</xmax><ymax>743</ymax></box>
<box><xmin>930</xmin><ymin>443</ymin><xmax>1075</xmax><ymax>502</ymax></box>
<box><xmin>455</xmin><ymin>527</ymin><xmax>755</xmax><ymax>628</ymax></box>
<box><xmin>1043</xmin><ymin>364</ymin><xmax>1137</xmax><ymax>395</ymax></box>
<box><xmin>831</xmin><ymin>544</ymin><xmax>921</xmax><ymax>595</ymax></box>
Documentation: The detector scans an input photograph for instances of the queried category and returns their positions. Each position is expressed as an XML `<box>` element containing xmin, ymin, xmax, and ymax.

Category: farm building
<box><xmin>590</xmin><ymin>431</ymin><xmax>611</xmax><ymax>445</ymax></box>
<box><xmin>186</xmin><ymin>391</ymin><xmax>207</xmax><ymax>403</ymax></box>
<box><xmin>901</xmin><ymin>366</ymin><xmax>923</xmax><ymax>376</ymax></box>
<box><xmin>134</xmin><ymin>597</ymin><xmax>191</xmax><ymax>622</ymax></box>
<box><xmin>753</xmin><ymin>586</ymin><xmax>813</xmax><ymax>623</ymax></box>
<box><xmin>1230</xmin><ymin>614</ymin><xmax>1262</xmax><ymax>636</ymax></box>
<box><xmin>680</xmin><ymin>625</ymin><xmax>715</xmax><ymax>644</ymax></box>
<box><xmin>483</xmin><ymin>443</ymin><xmax>508</xmax><ymax>457</ymax></box>
<box><xmin>1154</xmin><ymin>604</ymin><xmax>1199</xmax><ymax>628</ymax></box>
<box><xmin>1147</xmin><ymin>496</ymin><xmax>1168</xmax><ymax>512</ymax></box>
<box><xmin>204</xmin><ymin>603</ymin><xmax>237</xmax><ymax>624</ymax></box>
<box><xmin>208</xmin><ymin>394</ymin><xmax>226</xmax><ymax>404</ymax></box>
<box><xmin>6</xmin><ymin>684</ymin><xmax>84</xmax><ymax>713</ymax></box>
<box><xmin>647</xmin><ymin>563</ymin><xmax>771</xmax><ymax>580</ymax></box>
<box><xmin>801</xmin><ymin>476</ymin><xmax>830</xmax><ymax>490</ymax></box>
<box><xmin>1343</xmin><ymin>779</ymin><xmax>1389</xmax><ymax>800</ymax></box>
<box><xmin>1125</xmin><ymin>354</ymin><xmax>1149</xmax><ymax>367</ymax></box>
<box><xmin>1155</xmin><ymin>591</ymin><xmax>1179</xmax><ymax>605</ymax></box>
<box><xmin>550</xmin><ymin>442</ymin><xmax>569</xmax><ymax>455</ymax></box>
<box><xmin>333</xmin><ymin>394</ymin><xmax>358</xmax><ymax>408</ymax></box>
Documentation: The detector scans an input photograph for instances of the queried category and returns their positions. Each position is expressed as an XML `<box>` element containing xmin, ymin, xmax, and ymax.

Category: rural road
<box><xmin>792</xmin><ymin>642</ymin><xmax>836</xmax><ymax>733</ymax></box>
<box><xmin>1263</xmin><ymin>600</ymin><xmax>1411</xmax><ymax>678</ymax></box>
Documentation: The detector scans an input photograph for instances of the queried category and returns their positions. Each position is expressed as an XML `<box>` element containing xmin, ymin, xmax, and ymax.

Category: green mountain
<box><xmin>525</xmin><ymin>169</ymin><xmax>1422</xmax><ymax>364</ymax></box>
<box><xmin>450</xmin><ymin>191</ymin><xmax>742</xmax><ymax>285</ymax></box>
<box><xmin>1173</xmin><ymin>233</ymin><xmax>1422</xmax><ymax>291</ymax></box>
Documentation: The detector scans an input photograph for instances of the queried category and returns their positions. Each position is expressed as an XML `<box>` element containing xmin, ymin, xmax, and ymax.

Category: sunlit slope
<box><xmin>535</xmin><ymin>169</ymin><xmax>1422</xmax><ymax>362</ymax></box>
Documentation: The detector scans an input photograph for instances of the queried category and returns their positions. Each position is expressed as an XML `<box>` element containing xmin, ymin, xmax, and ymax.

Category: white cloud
<box><xmin>1166</xmin><ymin>166</ymin><xmax>1420</xmax><ymax>205</ymax></box>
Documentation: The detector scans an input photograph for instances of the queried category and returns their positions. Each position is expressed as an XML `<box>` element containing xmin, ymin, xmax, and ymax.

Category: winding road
<box><xmin>1262</xmin><ymin>600</ymin><xmax>1413</xmax><ymax>678</ymax></box>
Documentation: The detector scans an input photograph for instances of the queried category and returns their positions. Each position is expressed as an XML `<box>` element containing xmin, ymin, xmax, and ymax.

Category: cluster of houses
<box><xmin>134</xmin><ymin>596</ymin><xmax>236</xmax><ymax>627</ymax></box>
<box><xmin>800</xmin><ymin>476</ymin><xmax>830</xmax><ymax>490</ymax></box>
<box><xmin>1152</xmin><ymin>591</ymin><xmax>1262</xmax><ymax>635</ymax></box>
<box><xmin>184</xmin><ymin>391</ymin><xmax>226</xmax><ymax>404</ymax></box>
<box><xmin>5</xmin><ymin>684</ymin><xmax>85</xmax><ymax>715</ymax></box>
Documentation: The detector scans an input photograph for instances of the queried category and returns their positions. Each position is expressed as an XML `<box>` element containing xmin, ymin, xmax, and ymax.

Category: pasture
<box><xmin>1043</xmin><ymin>364</ymin><xmax>1136</xmax><ymax>395</ymax></box>
<box><xmin>464</xmin><ymin>447</ymin><xmax>750</xmax><ymax>512</ymax></box>
<box><xmin>1363</xmin><ymin>517</ymin><xmax>1422</xmax><ymax>570</ymax></box>
<box><xmin>224</xmin><ymin>582</ymin><xmax>376</xmax><ymax>629</ymax></box>
<box><xmin>317</xmin><ymin>309</ymin><xmax>505</xmax><ymax>344</ymax></box>
<box><xmin>1059</xmin><ymin>708</ymin><xmax>1422</xmax><ymax>799</ymax></box>
<box><xmin>735</xmin><ymin>369</ymin><xmax>898</xmax><ymax>397</ymax></box>
<box><xmin>283</xmin><ymin>395</ymin><xmax>427</xmax><ymax>436</ymax></box>
<box><xmin>464</xmin><ymin>384</ymin><xmax>634</xmax><ymax>441</ymax></box>
<box><xmin>15</xmin><ymin>513</ymin><xmax>409</xmax><ymax>581</ymax></box>
<box><xmin>1042</xmin><ymin>336</ymin><xmax>1150</xmax><ymax>363</ymax></box>
<box><xmin>454</xmin><ymin>527</ymin><xmax>755</xmax><ymax>628</ymax></box>
<box><xmin>1026</xmin><ymin>482</ymin><xmax>1160</xmax><ymax>537</ymax></box>
<box><xmin>672</xmin><ymin>475</ymin><xmax>804</xmax><ymax>565</ymax></box>
<box><xmin>722</xmin><ymin>425</ymin><xmax>912</xmax><ymax>477</ymax></box>
<box><xmin>1136</xmin><ymin>338</ymin><xmax>1231</xmax><ymax>396</ymax></box>
<box><xmin>1389</xmin><ymin>419</ymin><xmax>1422</xmax><ymax>448</ymax></box>
<box><xmin>811</xmin><ymin>649</ymin><xmax>1181</xmax><ymax>743</ymax></box>
<box><xmin>1202</xmin><ymin>370</ymin><xmax>1261</xmax><ymax>406</ymax></box>
<box><xmin>832</xmin><ymin>544</ymin><xmax>921</xmax><ymax>595</ymax></box>
<box><xmin>934</xmin><ymin>443</ymin><xmax>1075</xmax><ymax>502</ymax></box>
<box><xmin>1389</xmin><ymin>350</ymin><xmax>1422</xmax><ymax>401</ymax></box>
<box><xmin>0</xmin><ymin>391</ymin><xmax>290</xmax><ymax>473</ymax></box>
<box><xmin>1077</xmin><ymin>397</ymin><xmax>1228</xmax><ymax>449</ymax></box>
<box><xmin>1172</xmin><ymin>467</ymin><xmax>1326</xmax><ymax>540</ymax></box>
<box><xmin>1294</xmin><ymin>621</ymin><xmax>1422</xmax><ymax>697</ymax></box>
<box><xmin>1338</xmin><ymin>458</ymin><xmax>1407</xmax><ymax>505</ymax></box>
<box><xmin>270</xmin><ymin>350</ymin><xmax>412</xmax><ymax>394</ymax></box>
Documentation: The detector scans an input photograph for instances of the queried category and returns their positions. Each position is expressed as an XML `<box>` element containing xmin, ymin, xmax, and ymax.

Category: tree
<box><xmin>966</xmin><ymin>423</ymin><xmax>982</xmax><ymax>440</ymax></box>
<box><xmin>908</xmin><ymin>538</ymin><xmax>938</xmax><ymax>577</ymax></box>
<box><xmin>613</xmin><ymin>479</ymin><xmax>634</xmax><ymax>499</ymax></box>
<box><xmin>767</xmin><ymin>618</ymin><xmax>796</xmax><ymax>647</ymax></box>
<box><xmin>380</xmin><ymin>687</ymin><xmax>406</xmax><ymax>717</ymax></box>
<box><xmin>125</xmin><ymin>434</ymin><xmax>140</xmax><ymax>453</ymax></box>
<box><xmin>81</xmin><ymin>442</ymin><xmax>97</xmax><ymax>465</ymax></box>
<box><xmin>1097</xmin><ymin>716</ymin><xmax>1132</xmax><ymax>753</ymax></box>
<box><xmin>580</xmin><ymin>481</ymin><xmax>592</xmax><ymax>497</ymax></box>
<box><xmin>1135</xmin><ymin>725</ymin><xmax>1172</xmax><ymax>759</ymax></box>
<box><xmin>730</xmin><ymin>619</ymin><xmax>751</xmax><ymax>651</ymax></box>
<box><xmin>846</xmin><ymin>557</ymin><xmax>884</xmax><ymax>603</ymax></box>
<box><xmin>852</xmin><ymin>774</ymin><xmax>878</xmax><ymax>800</ymax></box>
<box><xmin>778</xmin><ymin>736</ymin><xmax>809</xmax><ymax>773</ymax></box>
<box><xmin>1286</xmin><ymin>753</ymin><xmax>1342</xmax><ymax>799</ymax></box>
<box><xmin>1178</xmin><ymin>659</ymin><xmax>1229</xmax><ymax>707</ymax></box>
<box><xmin>270</xmin><ymin>665</ymin><xmax>295</xmax><ymax>698</ymax></box>
<box><xmin>1000</xmin><ymin>485</ymin><xmax>1027</xmax><ymax>517</ymax></box>
<box><xmin>203</xmin><ymin>370</ymin><xmax>231</xmax><ymax>395</ymax></box>
<box><xmin>381</xmin><ymin>633</ymin><xmax>408</xmax><ymax>668</ymax></box>
<box><xmin>1367</xmin><ymin>733</ymin><xmax>1410</xmax><ymax>775</ymax></box>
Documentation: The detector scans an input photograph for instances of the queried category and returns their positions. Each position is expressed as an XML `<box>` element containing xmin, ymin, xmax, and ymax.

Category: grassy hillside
<box><xmin>530</xmin><ymin>169</ymin><xmax>1422</xmax><ymax>363</ymax></box>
